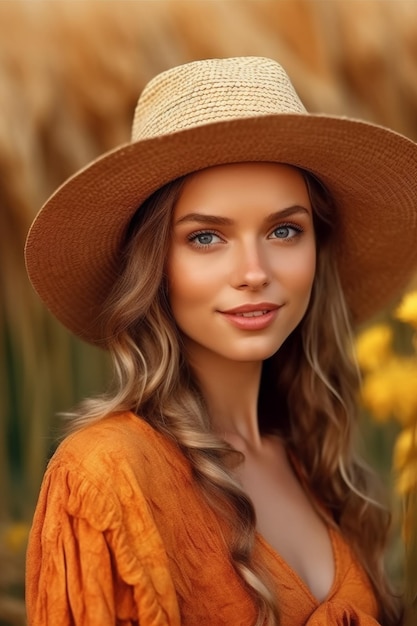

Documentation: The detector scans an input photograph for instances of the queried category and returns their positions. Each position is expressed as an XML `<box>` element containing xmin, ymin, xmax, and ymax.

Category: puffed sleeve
<box><xmin>26</xmin><ymin>461</ymin><xmax>181</xmax><ymax>626</ymax></box>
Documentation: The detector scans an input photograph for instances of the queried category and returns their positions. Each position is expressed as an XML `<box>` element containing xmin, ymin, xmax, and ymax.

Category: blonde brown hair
<box><xmin>73</xmin><ymin>167</ymin><xmax>401</xmax><ymax>625</ymax></box>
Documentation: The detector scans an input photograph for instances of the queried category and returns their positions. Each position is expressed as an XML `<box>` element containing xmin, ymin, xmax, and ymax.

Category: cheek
<box><xmin>278</xmin><ymin>241</ymin><xmax>316</xmax><ymax>295</ymax></box>
<box><xmin>301</xmin><ymin>250</ymin><xmax>317</xmax><ymax>292</ymax></box>
<box><xmin>166</xmin><ymin>253</ymin><xmax>216</xmax><ymax>316</ymax></box>
<box><xmin>301</xmin><ymin>253</ymin><xmax>317</xmax><ymax>299</ymax></box>
<box><xmin>299</xmin><ymin>246</ymin><xmax>317</xmax><ymax>309</ymax></box>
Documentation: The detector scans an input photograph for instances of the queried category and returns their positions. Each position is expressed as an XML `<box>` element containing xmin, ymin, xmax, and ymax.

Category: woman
<box><xmin>25</xmin><ymin>57</ymin><xmax>417</xmax><ymax>625</ymax></box>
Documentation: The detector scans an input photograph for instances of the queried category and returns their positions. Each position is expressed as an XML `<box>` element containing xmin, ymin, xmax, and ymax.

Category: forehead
<box><xmin>174</xmin><ymin>162</ymin><xmax>311</xmax><ymax>216</ymax></box>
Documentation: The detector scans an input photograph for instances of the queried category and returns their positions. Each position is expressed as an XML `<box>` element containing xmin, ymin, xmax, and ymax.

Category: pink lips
<box><xmin>219</xmin><ymin>303</ymin><xmax>281</xmax><ymax>330</ymax></box>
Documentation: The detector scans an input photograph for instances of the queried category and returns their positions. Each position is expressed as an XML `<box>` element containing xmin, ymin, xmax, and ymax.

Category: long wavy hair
<box><xmin>73</xmin><ymin>166</ymin><xmax>401</xmax><ymax>625</ymax></box>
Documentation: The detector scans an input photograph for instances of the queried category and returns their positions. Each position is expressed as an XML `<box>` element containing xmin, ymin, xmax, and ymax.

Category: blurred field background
<box><xmin>1</xmin><ymin>1</ymin><xmax>417</xmax><ymax>624</ymax></box>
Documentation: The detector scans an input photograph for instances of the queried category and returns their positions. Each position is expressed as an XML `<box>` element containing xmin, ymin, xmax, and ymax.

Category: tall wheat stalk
<box><xmin>1</xmin><ymin>2</ymin><xmax>417</xmax><ymax>623</ymax></box>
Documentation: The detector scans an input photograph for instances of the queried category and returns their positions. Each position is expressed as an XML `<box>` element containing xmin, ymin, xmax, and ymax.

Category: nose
<box><xmin>232</xmin><ymin>240</ymin><xmax>270</xmax><ymax>290</ymax></box>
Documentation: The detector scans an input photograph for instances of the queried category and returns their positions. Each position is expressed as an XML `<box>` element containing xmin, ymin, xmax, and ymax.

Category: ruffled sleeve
<box><xmin>26</xmin><ymin>460</ymin><xmax>181</xmax><ymax>626</ymax></box>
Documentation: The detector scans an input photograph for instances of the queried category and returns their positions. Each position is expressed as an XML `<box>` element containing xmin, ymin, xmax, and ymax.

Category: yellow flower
<box><xmin>392</xmin><ymin>359</ymin><xmax>417</xmax><ymax>425</ymax></box>
<box><xmin>1</xmin><ymin>522</ymin><xmax>29</xmax><ymax>553</ymax></box>
<box><xmin>360</xmin><ymin>358</ymin><xmax>417</xmax><ymax>425</ymax></box>
<box><xmin>396</xmin><ymin>465</ymin><xmax>417</xmax><ymax>495</ymax></box>
<box><xmin>355</xmin><ymin>324</ymin><xmax>393</xmax><ymax>372</ymax></box>
<box><xmin>394</xmin><ymin>428</ymin><xmax>417</xmax><ymax>494</ymax></box>
<box><xmin>394</xmin><ymin>427</ymin><xmax>417</xmax><ymax>470</ymax></box>
<box><xmin>395</xmin><ymin>290</ymin><xmax>417</xmax><ymax>329</ymax></box>
<box><xmin>361</xmin><ymin>369</ymin><xmax>396</xmax><ymax>422</ymax></box>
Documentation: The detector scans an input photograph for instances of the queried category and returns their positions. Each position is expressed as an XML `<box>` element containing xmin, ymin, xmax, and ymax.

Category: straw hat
<box><xmin>25</xmin><ymin>56</ymin><xmax>417</xmax><ymax>345</ymax></box>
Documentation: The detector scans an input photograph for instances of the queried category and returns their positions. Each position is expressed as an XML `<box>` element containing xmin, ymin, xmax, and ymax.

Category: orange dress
<box><xmin>26</xmin><ymin>412</ymin><xmax>380</xmax><ymax>625</ymax></box>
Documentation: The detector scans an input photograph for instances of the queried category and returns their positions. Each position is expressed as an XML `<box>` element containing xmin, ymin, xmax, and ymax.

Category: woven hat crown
<box><xmin>132</xmin><ymin>57</ymin><xmax>306</xmax><ymax>142</ymax></box>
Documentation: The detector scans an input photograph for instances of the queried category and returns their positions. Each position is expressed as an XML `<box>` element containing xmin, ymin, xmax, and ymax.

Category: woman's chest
<box><xmin>136</xmin><ymin>448</ymin><xmax>377</xmax><ymax>625</ymax></box>
<box><xmin>234</xmin><ymin>440</ymin><xmax>335</xmax><ymax>603</ymax></box>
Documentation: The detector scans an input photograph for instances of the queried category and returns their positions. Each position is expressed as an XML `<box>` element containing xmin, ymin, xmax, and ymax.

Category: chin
<box><xmin>228</xmin><ymin>344</ymin><xmax>284</xmax><ymax>363</ymax></box>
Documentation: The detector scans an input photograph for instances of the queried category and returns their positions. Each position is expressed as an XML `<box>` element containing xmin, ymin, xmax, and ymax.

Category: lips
<box><xmin>235</xmin><ymin>310</ymin><xmax>270</xmax><ymax>318</ymax></box>
<box><xmin>218</xmin><ymin>303</ymin><xmax>281</xmax><ymax>330</ymax></box>
<box><xmin>220</xmin><ymin>303</ymin><xmax>280</xmax><ymax>315</ymax></box>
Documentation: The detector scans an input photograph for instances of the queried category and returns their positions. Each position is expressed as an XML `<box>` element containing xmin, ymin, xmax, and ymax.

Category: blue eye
<box><xmin>196</xmin><ymin>233</ymin><xmax>215</xmax><ymax>245</ymax></box>
<box><xmin>188</xmin><ymin>231</ymin><xmax>223</xmax><ymax>248</ymax></box>
<box><xmin>271</xmin><ymin>224</ymin><xmax>302</xmax><ymax>240</ymax></box>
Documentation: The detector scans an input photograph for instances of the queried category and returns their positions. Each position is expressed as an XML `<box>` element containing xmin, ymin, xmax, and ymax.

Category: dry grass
<box><xmin>1</xmin><ymin>1</ymin><xmax>416</xmax><ymax>624</ymax></box>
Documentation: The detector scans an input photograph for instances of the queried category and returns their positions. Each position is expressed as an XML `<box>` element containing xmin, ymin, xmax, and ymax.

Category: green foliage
<box><xmin>1</xmin><ymin>307</ymin><xmax>110</xmax><ymax>625</ymax></box>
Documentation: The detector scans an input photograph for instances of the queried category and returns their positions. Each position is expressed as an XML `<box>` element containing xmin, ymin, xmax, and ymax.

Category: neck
<box><xmin>186</xmin><ymin>344</ymin><xmax>264</xmax><ymax>449</ymax></box>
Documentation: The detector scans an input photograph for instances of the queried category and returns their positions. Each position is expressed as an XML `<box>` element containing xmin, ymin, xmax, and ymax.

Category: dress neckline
<box><xmin>256</xmin><ymin>525</ymin><xmax>339</xmax><ymax>605</ymax></box>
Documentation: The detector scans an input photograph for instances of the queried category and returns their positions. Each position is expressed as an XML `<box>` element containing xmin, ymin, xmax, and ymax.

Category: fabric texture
<box><xmin>26</xmin><ymin>412</ymin><xmax>380</xmax><ymax>625</ymax></box>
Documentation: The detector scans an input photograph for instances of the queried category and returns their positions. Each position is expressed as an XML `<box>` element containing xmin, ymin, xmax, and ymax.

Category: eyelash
<box><xmin>270</xmin><ymin>223</ymin><xmax>304</xmax><ymax>240</ymax></box>
<box><xmin>187</xmin><ymin>223</ymin><xmax>304</xmax><ymax>249</ymax></box>
<box><xmin>187</xmin><ymin>230</ymin><xmax>223</xmax><ymax>249</ymax></box>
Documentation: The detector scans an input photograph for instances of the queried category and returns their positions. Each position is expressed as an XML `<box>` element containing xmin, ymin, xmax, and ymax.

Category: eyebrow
<box><xmin>175</xmin><ymin>205</ymin><xmax>311</xmax><ymax>226</ymax></box>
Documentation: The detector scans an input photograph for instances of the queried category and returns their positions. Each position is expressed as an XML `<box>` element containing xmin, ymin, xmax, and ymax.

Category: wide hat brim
<box><xmin>25</xmin><ymin>113</ymin><xmax>417</xmax><ymax>345</ymax></box>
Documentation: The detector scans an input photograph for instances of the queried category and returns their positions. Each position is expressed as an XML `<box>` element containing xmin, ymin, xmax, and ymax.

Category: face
<box><xmin>166</xmin><ymin>162</ymin><xmax>316</xmax><ymax>368</ymax></box>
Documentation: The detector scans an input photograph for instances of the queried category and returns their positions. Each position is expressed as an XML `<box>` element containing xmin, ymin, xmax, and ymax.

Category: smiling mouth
<box><xmin>220</xmin><ymin>306</ymin><xmax>280</xmax><ymax>330</ymax></box>
<box><xmin>234</xmin><ymin>310</ymin><xmax>270</xmax><ymax>318</ymax></box>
